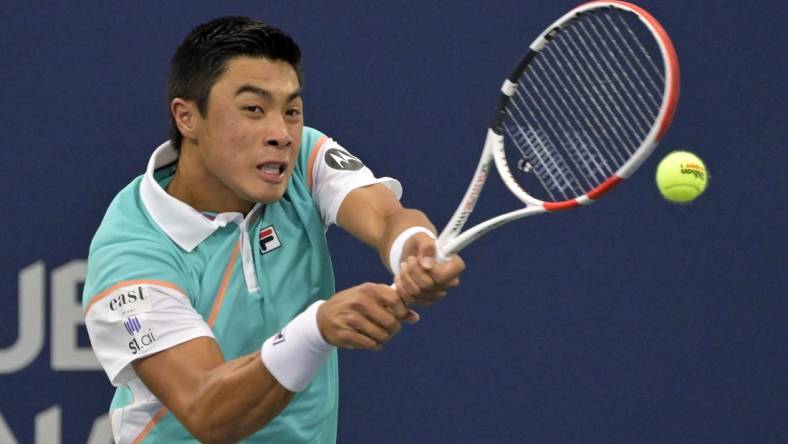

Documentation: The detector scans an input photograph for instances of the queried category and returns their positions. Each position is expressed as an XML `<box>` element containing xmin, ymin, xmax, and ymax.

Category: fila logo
<box><xmin>325</xmin><ymin>148</ymin><xmax>364</xmax><ymax>171</ymax></box>
<box><xmin>123</xmin><ymin>316</ymin><xmax>142</xmax><ymax>335</ymax></box>
<box><xmin>259</xmin><ymin>225</ymin><xmax>282</xmax><ymax>254</ymax></box>
<box><xmin>273</xmin><ymin>329</ymin><xmax>286</xmax><ymax>345</ymax></box>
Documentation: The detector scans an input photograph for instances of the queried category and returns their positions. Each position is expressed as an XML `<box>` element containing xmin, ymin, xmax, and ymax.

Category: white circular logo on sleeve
<box><xmin>324</xmin><ymin>148</ymin><xmax>364</xmax><ymax>171</ymax></box>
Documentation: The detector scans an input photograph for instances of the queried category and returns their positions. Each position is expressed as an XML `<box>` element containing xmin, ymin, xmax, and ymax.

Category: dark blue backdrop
<box><xmin>1</xmin><ymin>1</ymin><xmax>786</xmax><ymax>443</ymax></box>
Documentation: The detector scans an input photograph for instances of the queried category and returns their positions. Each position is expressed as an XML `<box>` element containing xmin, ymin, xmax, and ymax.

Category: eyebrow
<box><xmin>234</xmin><ymin>84</ymin><xmax>302</xmax><ymax>102</ymax></box>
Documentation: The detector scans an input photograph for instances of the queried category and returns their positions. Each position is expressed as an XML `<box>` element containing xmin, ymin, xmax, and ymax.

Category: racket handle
<box><xmin>435</xmin><ymin>240</ymin><xmax>451</xmax><ymax>264</ymax></box>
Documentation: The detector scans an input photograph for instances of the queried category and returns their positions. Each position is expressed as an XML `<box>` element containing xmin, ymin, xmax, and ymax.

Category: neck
<box><xmin>166</xmin><ymin>143</ymin><xmax>254</xmax><ymax>215</ymax></box>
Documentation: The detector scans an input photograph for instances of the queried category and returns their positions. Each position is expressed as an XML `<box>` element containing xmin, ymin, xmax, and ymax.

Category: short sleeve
<box><xmin>83</xmin><ymin>235</ymin><xmax>214</xmax><ymax>386</ymax></box>
<box><xmin>306</xmin><ymin>134</ymin><xmax>402</xmax><ymax>226</ymax></box>
<box><xmin>84</xmin><ymin>283</ymin><xmax>214</xmax><ymax>385</ymax></box>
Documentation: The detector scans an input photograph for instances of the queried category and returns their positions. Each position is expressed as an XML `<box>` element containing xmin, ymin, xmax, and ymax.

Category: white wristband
<box><xmin>388</xmin><ymin>226</ymin><xmax>436</xmax><ymax>275</ymax></box>
<box><xmin>261</xmin><ymin>300</ymin><xmax>334</xmax><ymax>392</ymax></box>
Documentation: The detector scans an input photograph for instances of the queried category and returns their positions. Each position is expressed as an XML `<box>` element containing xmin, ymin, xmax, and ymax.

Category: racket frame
<box><xmin>436</xmin><ymin>0</ymin><xmax>679</xmax><ymax>259</ymax></box>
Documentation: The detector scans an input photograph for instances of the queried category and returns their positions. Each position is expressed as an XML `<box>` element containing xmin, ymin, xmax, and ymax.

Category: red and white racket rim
<box><xmin>510</xmin><ymin>0</ymin><xmax>680</xmax><ymax>212</ymax></box>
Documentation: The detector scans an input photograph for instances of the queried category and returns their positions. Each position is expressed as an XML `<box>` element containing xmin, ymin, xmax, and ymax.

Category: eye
<box><xmin>285</xmin><ymin>107</ymin><xmax>302</xmax><ymax>119</ymax></box>
<box><xmin>243</xmin><ymin>104</ymin><xmax>263</xmax><ymax>114</ymax></box>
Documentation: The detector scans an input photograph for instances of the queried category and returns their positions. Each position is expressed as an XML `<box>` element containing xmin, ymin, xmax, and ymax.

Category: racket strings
<box><xmin>503</xmin><ymin>124</ymin><xmax>582</xmax><ymax>201</ymax></box>
<box><xmin>529</xmin><ymin>56</ymin><xmax>621</xmax><ymax>181</ymax></box>
<box><xmin>502</xmin><ymin>8</ymin><xmax>666</xmax><ymax>202</ymax></box>
<box><xmin>564</xmin><ymin>21</ymin><xmax>652</xmax><ymax>153</ymax></box>
<box><xmin>608</xmin><ymin>14</ymin><xmax>664</xmax><ymax>99</ymax></box>
<box><xmin>580</xmin><ymin>15</ymin><xmax>662</xmax><ymax>126</ymax></box>
<box><xmin>539</xmin><ymin>35</ymin><xmax>634</xmax><ymax>166</ymax></box>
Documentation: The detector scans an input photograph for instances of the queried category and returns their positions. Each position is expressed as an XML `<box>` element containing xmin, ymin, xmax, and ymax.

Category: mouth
<box><xmin>256</xmin><ymin>162</ymin><xmax>288</xmax><ymax>184</ymax></box>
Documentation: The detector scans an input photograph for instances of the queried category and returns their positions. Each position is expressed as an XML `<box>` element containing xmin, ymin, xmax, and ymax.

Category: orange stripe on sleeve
<box><xmin>83</xmin><ymin>280</ymin><xmax>186</xmax><ymax>318</ymax></box>
<box><xmin>206</xmin><ymin>241</ymin><xmax>240</xmax><ymax>327</ymax></box>
<box><xmin>306</xmin><ymin>135</ymin><xmax>328</xmax><ymax>191</ymax></box>
<box><xmin>131</xmin><ymin>407</ymin><xmax>169</xmax><ymax>444</ymax></box>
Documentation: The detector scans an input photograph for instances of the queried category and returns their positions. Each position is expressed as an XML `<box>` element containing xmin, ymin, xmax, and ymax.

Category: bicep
<box><xmin>133</xmin><ymin>336</ymin><xmax>225</xmax><ymax>414</ymax></box>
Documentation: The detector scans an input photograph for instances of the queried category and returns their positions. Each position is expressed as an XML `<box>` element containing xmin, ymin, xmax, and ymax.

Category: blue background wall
<box><xmin>1</xmin><ymin>1</ymin><xmax>786</xmax><ymax>442</ymax></box>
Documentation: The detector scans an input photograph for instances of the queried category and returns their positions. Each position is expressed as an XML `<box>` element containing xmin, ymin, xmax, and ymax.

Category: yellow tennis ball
<box><xmin>656</xmin><ymin>151</ymin><xmax>708</xmax><ymax>203</ymax></box>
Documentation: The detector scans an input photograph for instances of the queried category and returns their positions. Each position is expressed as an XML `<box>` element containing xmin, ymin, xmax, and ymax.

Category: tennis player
<box><xmin>82</xmin><ymin>16</ymin><xmax>464</xmax><ymax>444</ymax></box>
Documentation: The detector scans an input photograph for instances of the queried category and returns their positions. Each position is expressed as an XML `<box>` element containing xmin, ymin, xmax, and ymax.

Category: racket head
<box><xmin>491</xmin><ymin>1</ymin><xmax>680</xmax><ymax>211</ymax></box>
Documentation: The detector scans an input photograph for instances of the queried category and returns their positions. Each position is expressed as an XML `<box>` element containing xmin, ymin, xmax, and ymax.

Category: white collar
<box><xmin>139</xmin><ymin>141</ymin><xmax>261</xmax><ymax>252</ymax></box>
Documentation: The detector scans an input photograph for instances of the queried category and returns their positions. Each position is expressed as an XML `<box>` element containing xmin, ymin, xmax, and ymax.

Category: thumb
<box><xmin>416</xmin><ymin>235</ymin><xmax>437</xmax><ymax>270</ymax></box>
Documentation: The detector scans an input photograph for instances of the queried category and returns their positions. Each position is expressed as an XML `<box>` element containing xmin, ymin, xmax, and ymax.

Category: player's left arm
<box><xmin>336</xmin><ymin>183</ymin><xmax>465</xmax><ymax>306</ymax></box>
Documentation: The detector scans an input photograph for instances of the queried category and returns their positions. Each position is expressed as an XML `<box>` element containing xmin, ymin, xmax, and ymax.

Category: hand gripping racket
<box><xmin>434</xmin><ymin>0</ymin><xmax>679</xmax><ymax>260</ymax></box>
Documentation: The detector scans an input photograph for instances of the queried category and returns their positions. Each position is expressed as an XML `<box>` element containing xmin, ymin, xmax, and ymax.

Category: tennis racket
<box><xmin>434</xmin><ymin>0</ymin><xmax>680</xmax><ymax>260</ymax></box>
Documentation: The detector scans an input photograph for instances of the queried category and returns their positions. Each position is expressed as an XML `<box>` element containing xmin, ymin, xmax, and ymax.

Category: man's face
<box><xmin>189</xmin><ymin>56</ymin><xmax>303</xmax><ymax>209</ymax></box>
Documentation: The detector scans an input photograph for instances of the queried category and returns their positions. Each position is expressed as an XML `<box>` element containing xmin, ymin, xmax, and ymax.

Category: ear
<box><xmin>171</xmin><ymin>98</ymin><xmax>200</xmax><ymax>142</ymax></box>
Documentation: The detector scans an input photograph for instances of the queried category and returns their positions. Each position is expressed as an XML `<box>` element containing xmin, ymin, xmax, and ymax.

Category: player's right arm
<box><xmin>122</xmin><ymin>282</ymin><xmax>408</xmax><ymax>443</ymax></box>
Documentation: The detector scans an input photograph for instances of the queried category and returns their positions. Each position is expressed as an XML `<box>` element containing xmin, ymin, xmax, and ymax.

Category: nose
<box><xmin>265</xmin><ymin>117</ymin><xmax>293</xmax><ymax>149</ymax></box>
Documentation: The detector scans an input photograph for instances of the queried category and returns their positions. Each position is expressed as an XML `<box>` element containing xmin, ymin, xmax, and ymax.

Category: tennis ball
<box><xmin>656</xmin><ymin>151</ymin><xmax>708</xmax><ymax>203</ymax></box>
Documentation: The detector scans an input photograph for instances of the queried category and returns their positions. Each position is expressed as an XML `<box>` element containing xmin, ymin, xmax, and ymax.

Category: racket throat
<box><xmin>436</xmin><ymin>136</ymin><xmax>496</xmax><ymax>254</ymax></box>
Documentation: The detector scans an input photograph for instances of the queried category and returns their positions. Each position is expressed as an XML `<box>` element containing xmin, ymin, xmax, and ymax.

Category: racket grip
<box><xmin>435</xmin><ymin>240</ymin><xmax>451</xmax><ymax>264</ymax></box>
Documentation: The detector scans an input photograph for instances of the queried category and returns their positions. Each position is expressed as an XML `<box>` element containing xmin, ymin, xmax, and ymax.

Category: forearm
<box><xmin>336</xmin><ymin>184</ymin><xmax>464</xmax><ymax>308</ymax></box>
<box><xmin>184</xmin><ymin>353</ymin><xmax>293</xmax><ymax>443</ymax></box>
<box><xmin>336</xmin><ymin>184</ymin><xmax>437</xmax><ymax>271</ymax></box>
<box><xmin>136</xmin><ymin>341</ymin><xmax>293</xmax><ymax>444</ymax></box>
<box><xmin>135</xmin><ymin>302</ymin><xmax>332</xmax><ymax>443</ymax></box>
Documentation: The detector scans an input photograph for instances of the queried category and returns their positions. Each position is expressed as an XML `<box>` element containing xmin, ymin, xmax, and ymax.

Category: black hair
<box><xmin>167</xmin><ymin>16</ymin><xmax>302</xmax><ymax>149</ymax></box>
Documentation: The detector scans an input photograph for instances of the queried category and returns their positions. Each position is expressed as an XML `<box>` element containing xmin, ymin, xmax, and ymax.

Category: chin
<box><xmin>251</xmin><ymin>187</ymin><xmax>287</xmax><ymax>204</ymax></box>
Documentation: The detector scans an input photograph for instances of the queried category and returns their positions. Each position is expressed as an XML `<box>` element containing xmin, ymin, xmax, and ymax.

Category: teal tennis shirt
<box><xmin>83</xmin><ymin>126</ymin><xmax>401</xmax><ymax>443</ymax></box>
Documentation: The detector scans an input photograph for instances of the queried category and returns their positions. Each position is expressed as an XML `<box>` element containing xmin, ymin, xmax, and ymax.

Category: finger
<box><xmin>416</xmin><ymin>238</ymin><xmax>437</xmax><ymax>270</ymax></box>
<box><xmin>398</xmin><ymin>263</ymin><xmax>439</xmax><ymax>307</ymax></box>
<box><xmin>409</xmin><ymin>289</ymin><xmax>448</xmax><ymax>307</ymax></box>
<box><xmin>335</xmin><ymin>328</ymin><xmax>379</xmax><ymax>350</ymax></box>
<box><xmin>423</xmin><ymin>289</ymin><xmax>448</xmax><ymax>302</ymax></box>
<box><xmin>396</xmin><ymin>262</ymin><xmax>421</xmax><ymax>297</ymax></box>
<box><xmin>428</xmin><ymin>255</ymin><xmax>466</xmax><ymax>285</ymax></box>
<box><xmin>427</xmin><ymin>276</ymin><xmax>460</xmax><ymax>291</ymax></box>
<box><xmin>373</xmin><ymin>284</ymin><xmax>410</xmax><ymax>321</ymax></box>
<box><xmin>366</xmin><ymin>304</ymin><xmax>403</xmax><ymax>337</ymax></box>
<box><xmin>348</xmin><ymin>312</ymin><xmax>396</xmax><ymax>345</ymax></box>
<box><xmin>399</xmin><ymin>269</ymin><xmax>423</xmax><ymax>300</ymax></box>
<box><xmin>393</xmin><ymin>275</ymin><xmax>415</xmax><ymax>305</ymax></box>
<box><xmin>405</xmin><ymin>255</ymin><xmax>438</xmax><ymax>291</ymax></box>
